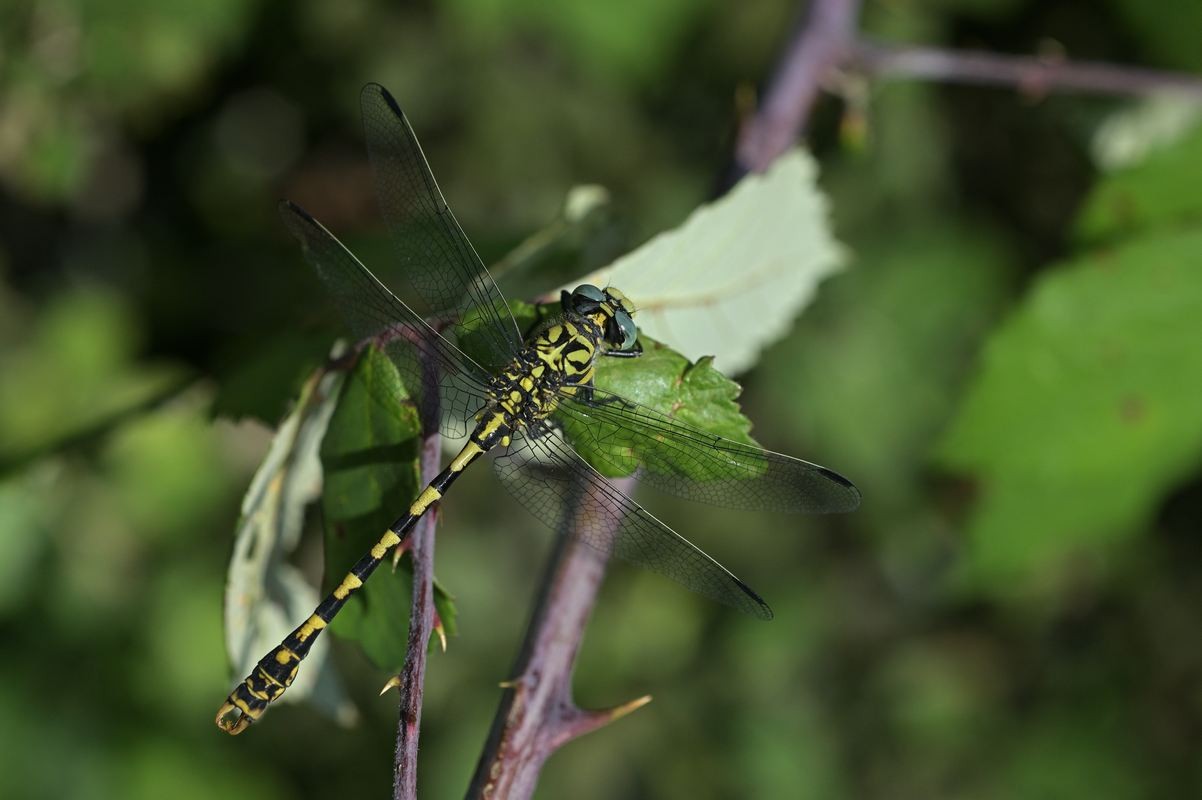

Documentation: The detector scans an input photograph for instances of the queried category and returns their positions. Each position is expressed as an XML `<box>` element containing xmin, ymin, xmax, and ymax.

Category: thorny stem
<box><xmin>390</xmin><ymin>335</ymin><xmax>443</xmax><ymax>800</ymax></box>
<box><xmin>316</xmin><ymin>329</ymin><xmax>442</xmax><ymax>796</ymax></box>
<box><xmin>466</xmin><ymin>477</ymin><xmax>649</xmax><ymax>800</ymax></box>
<box><xmin>732</xmin><ymin>0</ymin><xmax>1202</xmax><ymax>179</ymax></box>
<box><xmin>391</xmin><ymin>433</ymin><xmax>441</xmax><ymax>799</ymax></box>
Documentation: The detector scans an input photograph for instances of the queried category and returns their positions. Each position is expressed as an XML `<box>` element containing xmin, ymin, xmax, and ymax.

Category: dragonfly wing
<box><xmin>554</xmin><ymin>388</ymin><xmax>861</xmax><ymax>514</ymax></box>
<box><xmin>494</xmin><ymin>427</ymin><xmax>773</xmax><ymax>619</ymax></box>
<box><xmin>280</xmin><ymin>201</ymin><xmax>491</xmax><ymax>437</ymax></box>
<box><xmin>361</xmin><ymin>83</ymin><xmax>524</xmax><ymax>373</ymax></box>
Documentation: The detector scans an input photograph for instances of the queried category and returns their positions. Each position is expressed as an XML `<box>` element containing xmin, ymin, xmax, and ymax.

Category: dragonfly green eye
<box><xmin>572</xmin><ymin>284</ymin><xmax>606</xmax><ymax>304</ymax></box>
<box><xmin>615</xmin><ymin>311</ymin><xmax>638</xmax><ymax>350</ymax></box>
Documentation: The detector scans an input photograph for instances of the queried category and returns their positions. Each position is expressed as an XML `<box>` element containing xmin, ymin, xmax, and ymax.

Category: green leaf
<box><xmin>562</xmin><ymin>339</ymin><xmax>759</xmax><ymax>479</ymax></box>
<box><xmin>320</xmin><ymin>345</ymin><xmax>422</xmax><ymax>670</ymax></box>
<box><xmin>1077</xmin><ymin>121</ymin><xmax>1202</xmax><ymax>243</ymax></box>
<box><xmin>565</xmin><ymin>149</ymin><xmax>844</xmax><ymax>375</ymax></box>
<box><xmin>935</xmin><ymin>226</ymin><xmax>1202</xmax><ymax>589</ymax></box>
<box><xmin>433</xmin><ymin>576</ymin><xmax>459</xmax><ymax>640</ymax></box>
<box><xmin>223</xmin><ymin>356</ymin><xmax>357</xmax><ymax>726</ymax></box>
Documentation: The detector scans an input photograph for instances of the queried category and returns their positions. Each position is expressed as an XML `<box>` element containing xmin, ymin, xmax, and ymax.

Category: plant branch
<box><xmin>849</xmin><ymin>39</ymin><xmax>1202</xmax><ymax>100</ymax></box>
<box><xmin>391</xmin><ymin>339</ymin><xmax>443</xmax><ymax>800</ymax></box>
<box><xmin>731</xmin><ymin>0</ymin><xmax>1202</xmax><ymax>179</ymax></box>
<box><xmin>732</xmin><ymin>0</ymin><xmax>863</xmax><ymax>178</ymax></box>
<box><xmin>466</xmin><ymin>475</ymin><xmax>649</xmax><ymax>800</ymax></box>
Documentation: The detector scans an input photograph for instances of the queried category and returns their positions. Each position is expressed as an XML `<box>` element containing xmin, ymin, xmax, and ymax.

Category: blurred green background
<box><xmin>3</xmin><ymin>0</ymin><xmax>1202</xmax><ymax>798</ymax></box>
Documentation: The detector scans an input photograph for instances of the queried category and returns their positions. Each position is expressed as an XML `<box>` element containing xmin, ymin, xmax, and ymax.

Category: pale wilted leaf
<box><xmin>564</xmin><ymin>149</ymin><xmax>844</xmax><ymax>375</ymax></box>
<box><xmin>1091</xmin><ymin>96</ymin><xmax>1202</xmax><ymax>172</ymax></box>
<box><xmin>222</xmin><ymin>354</ymin><xmax>357</xmax><ymax>726</ymax></box>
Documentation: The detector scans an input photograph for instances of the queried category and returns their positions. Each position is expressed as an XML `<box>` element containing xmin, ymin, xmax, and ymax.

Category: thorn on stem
<box><xmin>391</xmin><ymin>539</ymin><xmax>412</xmax><ymax>571</ymax></box>
<box><xmin>549</xmin><ymin>695</ymin><xmax>654</xmax><ymax>750</ymax></box>
<box><xmin>603</xmin><ymin>694</ymin><xmax>653</xmax><ymax>723</ymax></box>
<box><xmin>379</xmin><ymin>675</ymin><xmax>403</xmax><ymax>696</ymax></box>
<box><xmin>434</xmin><ymin>618</ymin><xmax>447</xmax><ymax>652</ymax></box>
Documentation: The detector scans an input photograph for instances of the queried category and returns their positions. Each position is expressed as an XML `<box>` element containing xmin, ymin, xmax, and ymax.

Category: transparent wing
<box><xmin>361</xmin><ymin>83</ymin><xmax>523</xmax><ymax>373</ymax></box>
<box><xmin>554</xmin><ymin>388</ymin><xmax>861</xmax><ymax>514</ymax></box>
<box><xmin>280</xmin><ymin>201</ymin><xmax>491</xmax><ymax>437</ymax></box>
<box><xmin>494</xmin><ymin>427</ymin><xmax>773</xmax><ymax>619</ymax></box>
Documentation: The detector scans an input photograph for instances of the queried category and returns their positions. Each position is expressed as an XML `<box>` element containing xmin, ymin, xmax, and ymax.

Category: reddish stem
<box><xmin>392</xmin><ymin>336</ymin><xmax>443</xmax><ymax>799</ymax></box>
<box><xmin>732</xmin><ymin>0</ymin><xmax>1202</xmax><ymax>180</ymax></box>
<box><xmin>734</xmin><ymin>0</ymin><xmax>863</xmax><ymax>176</ymax></box>
<box><xmin>850</xmin><ymin>40</ymin><xmax>1202</xmax><ymax>100</ymax></box>
<box><xmin>466</xmin><ymin>477</ymin><xmax>649</xmax><ymax>800</ymax></box>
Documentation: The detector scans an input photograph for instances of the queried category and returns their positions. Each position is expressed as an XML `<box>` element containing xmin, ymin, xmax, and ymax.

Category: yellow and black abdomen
<box><xmin>217</xmin><ymin>310</ymin><xmax>609</xmax><ymax>734</ymax></box>
<box><xmin>217</xmin><ymin>442</ymin><xmax>484</xmax><ymax>734</ymax></box>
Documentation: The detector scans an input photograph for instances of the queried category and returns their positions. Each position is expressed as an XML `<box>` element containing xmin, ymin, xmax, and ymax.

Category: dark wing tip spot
<box><xmin>279</xmin><ymin>198</ymin><xmax>312</xmax><ymax>223</ymax></box>
<box><xmin>360</xmin><ymin>81</ymin><xmax>386</xmax><ymax>101</ymax></box>
<box><xmin>363</xmin><ymin>82</ymin><xmax>404</xmax><ymax>119</ymax></box>
<box><xmin>731</xmin><ymin>574</ymin><xmax>774</xmax><ymax>621</ymax></box>
<box><xmin>818</xmin><ymin>465</ymin><xmax>862</xmax><ymax>513</ymax></box>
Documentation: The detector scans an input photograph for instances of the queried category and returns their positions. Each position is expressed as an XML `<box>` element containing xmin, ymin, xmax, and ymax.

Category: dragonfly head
<box><xmin>566</xmin><ymin>284</ymin><xmax>639</xmax><ymax>351</ymax></box>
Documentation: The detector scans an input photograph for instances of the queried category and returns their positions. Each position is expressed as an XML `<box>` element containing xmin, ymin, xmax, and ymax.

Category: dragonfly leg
<box><xmin>602</xmin><ymin>339</ymin><xmax>643</xmax><ymax>359</ymax></box>
<box><xmin>577</xmin><ymin>378</ymin><xmax>633</xmax><ymax>408</ymax></box>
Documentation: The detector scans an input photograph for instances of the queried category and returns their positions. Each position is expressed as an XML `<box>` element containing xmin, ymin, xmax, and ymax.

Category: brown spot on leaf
<box><xmin>1120</xmin><ymin>395</ymin><xmax>1144</xmax><ymax>424</ymax></box>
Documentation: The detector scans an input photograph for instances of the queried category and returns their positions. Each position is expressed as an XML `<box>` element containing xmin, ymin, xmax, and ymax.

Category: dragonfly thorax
<box><xmin>475</xmin><ymin>314</ymin><xmax>607</xmax><ymax>448</ymax></box>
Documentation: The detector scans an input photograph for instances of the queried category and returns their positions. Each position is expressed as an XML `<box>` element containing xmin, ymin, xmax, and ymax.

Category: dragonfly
<box><xmin>216</xmin><ymin>83</ymin><xmax>860</xmax><ymax>735</ymax></box>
